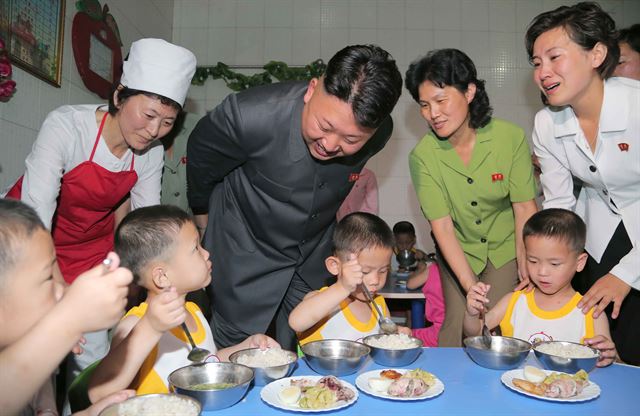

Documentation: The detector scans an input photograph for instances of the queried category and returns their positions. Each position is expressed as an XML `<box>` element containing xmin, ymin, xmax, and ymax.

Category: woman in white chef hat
<box><xmin>4</xmin><ymin>38</ymin><xmax>196</xmax><ymax>374</ymax></box>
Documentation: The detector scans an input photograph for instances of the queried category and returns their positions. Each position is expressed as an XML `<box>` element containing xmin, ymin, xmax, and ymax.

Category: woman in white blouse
<box><xmin>526</xmin><ymin>3</ymin><xmax>639</xmax><ymax>365</ymax></box>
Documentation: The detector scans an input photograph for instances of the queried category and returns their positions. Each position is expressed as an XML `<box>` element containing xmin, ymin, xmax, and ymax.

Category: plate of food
<box><xmin>355</xmin><ymin>368</ymin><xmax>444</xmax><ymax>401</ymax></box>
<box><xmin>501</xmin><ymin>366</ymin><xmax>600</xmax><ymax>402</ymax></box>
<box><xmin>260</xmin><ymin>375</ymin><xmax>358</xmax><ymax>412</ymax></box>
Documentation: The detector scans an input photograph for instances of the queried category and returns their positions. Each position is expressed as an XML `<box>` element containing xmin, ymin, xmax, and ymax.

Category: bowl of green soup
<box><xmin>168</xmin><ymin>362</ymin><xmax>254</xmax><ymax>411</ymax></box>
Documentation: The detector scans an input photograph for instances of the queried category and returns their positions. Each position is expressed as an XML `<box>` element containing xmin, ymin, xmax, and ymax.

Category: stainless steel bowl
<box><xmin>362</xmin><ymin>334</ymin><xmax>423</xmax><ymax>367</ymax></box>
<box><xmin>534</xmin><ymin>341</ymin><xmax>600</xmax><ymax>373</ymax></box>
<box><xmin>396</xmin><ymin>249</ymin><xmax>416</xmax><ymax>268</ymax></box>
<box><xmin>168</xmin><ymin>362</ymin><xmax>253</xmax><ymax>411</ymax></box>
<box><xmin>301</xmin><ymin>339</ymin><xmax>370</xmax><ymax>376</ymax></box>
<box><xmin>229</xmin><ymin>348</ymin><xmax>297</xmax><ymax>386</ymax></box>
<box><xmin>463</xmin><ymin>336</ymin><xmax>531</xmax><ymax>370</ymax></box>
<box><xmin>99</xmin><ymin>393</ymin><xmax>200</xmax><ymax>416</ymax></box>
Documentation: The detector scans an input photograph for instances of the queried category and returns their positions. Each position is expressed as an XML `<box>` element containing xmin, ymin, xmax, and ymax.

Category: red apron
<box><xmin>6</xmin><ymin>113</ymin><xmax>138</xmax><ymax>283</ymax></box>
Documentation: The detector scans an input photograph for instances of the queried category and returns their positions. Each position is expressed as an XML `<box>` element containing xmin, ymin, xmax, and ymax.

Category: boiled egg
<box><xmin>523</xmin><ymin>365</ymin><xmax>547</xmax><ymax>383</ymax></box>
<box><xmin>278</xmin><ymin>385</ymin><xmax>301</xmax><ymax>405</ymax></box>
<box><xmin>368</xmin><ymin>377</ymin><xmax>393</xmax><ymax>393</ymax></box>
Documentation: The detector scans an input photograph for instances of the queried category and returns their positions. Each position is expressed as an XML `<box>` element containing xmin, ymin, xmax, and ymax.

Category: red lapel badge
<box><xmin>618</xmin><ymin>143</ymin><xmax>629</xmax><ymax>152</ymax></box>
<box><xmin>180</xmin><ymin>156</ymin><xmax>187</xmax><ymax>164</ymax></box>
<box><xmin>349</xmin><ymin>173</ymin><xmax>360</xmax><ymax>182</ymax></box>
<box><xmin>491</xmin><ymin>173</ymin><xmax>504</xmax><ymax>182</ymax></box>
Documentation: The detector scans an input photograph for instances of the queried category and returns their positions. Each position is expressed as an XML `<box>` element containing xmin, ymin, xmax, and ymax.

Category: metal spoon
<box><xmin>181</xmin><ymin>322</ymin><xmax>211</xmax><ymax>362</ymax></box>
<box><xmin>360</xmin><ymin>284</ymin><xmax>398</xmax><ymax>334</ymax></box>
<box><xmin>479</xmin><ymin>308</ymin><xmax>492</xmax><ymax>349</ymax></box>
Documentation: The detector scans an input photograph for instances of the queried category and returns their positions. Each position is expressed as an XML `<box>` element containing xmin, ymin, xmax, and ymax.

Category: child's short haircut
<box><xmin>333</xmin><ymin>212</ymin><xmax>393</xmax><ymax>257</ymax></box>
<box><xmin>115</xmin><ymin>205</ymin><xmax>192</xmax><ymax>281</ymax></box>
<box><xmin>392</xmin><ymin>221</ymin><xmax>416</xmax><ymax>236</ymax></box>
<box><xmin>0</xmin><ymin>199</ymin><xmax>46</xmax><ymax>283</ymax></box>
<box><xmin>523</xmin><ymin>208</ymin><xmax>586</xmax><ymax>253</ymax></box>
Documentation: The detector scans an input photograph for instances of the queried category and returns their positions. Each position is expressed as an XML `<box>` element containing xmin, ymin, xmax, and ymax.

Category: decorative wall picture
<box><xmin>0</xmin><ymin>0</ymin><xmax>65</xmax><ymax>87</ymax></box>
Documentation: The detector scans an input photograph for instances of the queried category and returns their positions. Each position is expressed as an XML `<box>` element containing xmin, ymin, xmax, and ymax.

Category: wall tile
<box><xmin>349</xmin><ymin>0</ymin><xmax>377</xmax><ymax>28</ymax></box>
<box><xmin>434</xmin><ymin>30</ymin><xmax>462</xmax><ymax>50</ymax></box>
<box><xmin>489</xmin><ymin>0</ymin><xmax>516</xmax><ymax>32</ymax></box>
<box><xmin>176</xmin><ymin>0</ymin><xmax>209</xmax><ymax>28</ymax></box>
<box><xmin>265</xmin><ymin>28</ymin><xmax>293</xmax><ymax>62</ymax></box>
<box><xmin>321</xmin><ymin>0</ymin><xmax>349</xmax><ymax>28</ymax></box>
<box><xmin>405</xmin><ymin>0</ymin><xmax>434</xmax><ymax>30</ymax></box>
<box><xmin>377</xmin><ymin>0</ymin><xmax>405</xmax><ymax>29</ymax></box>
<box><xmin>292</xmin><ymin>28</ymin><xmax>322</xmax><ymax>64</ymax></box>
<box><xmin>515</xmin><ymin>0</ymin><xmax>543</xmax><ymax>32</ymax></box>
<box><xmin>433</xmin><ymin>0</ymin><xmax>461</xmax><ymax>31</ymax></box>
<box><xmin>179</xmin><ymin>28</ymin><xmax>209</xmax><ymax>63</ymax></box>
<box><xmin>293</xmin><ymin>0</ymin><xmax>322</xmax><ymax>28</ymax></box>
<box><xmin>489</xmin><ymin>32</ymin><xmax>517</xmax><ymax>70</ymax></box>
<box><xmin>237</xmin><ymin>0</ymin><xmax>265</xmax><ymax>27</ymax></box>
<box><xmin>265</xmin><ymin>0</ymin><xmax>294</xmax><ymax>27</ymax></box>
<box><xmin>208</xmin><ymin>0</ymin><xmax>236</xmax><ymax>28</ymax></box>
<box><xmin>320</xmin><ymin>28</ymin><xmax>349</xmax><ymax>61</ymax></box>
<box><xmin>461</xmin><ymin>31</ymin><xmax>491</xmax><ymax>68</ymax></box>
<box><xmin>405</xmin><ymin>30</ymin><xmax>434</xmax><ymax>63</ymax></box>
<box><xmin>377</xmin><ymin>29</ymin><xmax>406</xmax><ymax>65</ymax></box>
<box><xmin>348</xmin><ymin>28</ymin><xmax>378</xmax><ymax>45</ymax></box>
<box><xmin>461</xmin><ymin>0</ymin><xmax>489</xmax><ymax>31</ymax></box>
<box><xmin>621</xmin><ymin>1</ymin><xmax>640</xmax><ymax>27</ymax></box>
<box><xmin>235</xmin><ymin>28</ymin><xmax>265</xmax><ymax>64</ymax></box>
<box><xmin>208</xmin><ymin>28</ymin><xmax>237</xmax><ymax>64</ymax></box>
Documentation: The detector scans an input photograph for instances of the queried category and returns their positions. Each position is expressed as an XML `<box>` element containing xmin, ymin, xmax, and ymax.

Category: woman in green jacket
<box><xmin>406</xmin><ymin>49</ymin><xmax>538</xmax><ymax>347</ymax></box>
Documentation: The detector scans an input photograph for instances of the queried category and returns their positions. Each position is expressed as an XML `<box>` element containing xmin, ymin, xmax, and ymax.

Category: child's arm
<box><xmin>289</xmin><ymin>254</ymin><xmax>363</xmax><ymax>332</ymax></box>
<box><xmin>584</xmin><ymin>312</ymin><xmax>618</xmax><ymax>367</ymax></box>
<box><xmin>406</xmin><ymin>261</ymin><xmax>428</xmax><ymax>290</ymax></box>
<box><xmin>463</xmin><ymin>283</ymin><xmax>510</xmax><ymax>337</ymax></box>
<box><xmin>217</xmin><ymin>334</ymin><xmax>281</xmax><ymax>361</ymax></box>
<box><xmin>88</xmin><ymin>288</ymin><xmax>187</xmax><ymax>403</ymax></box>
<box><xmin>0</xmin><ymin>254</ymin><xmax>132</xmax><ymax>414</ymax></box>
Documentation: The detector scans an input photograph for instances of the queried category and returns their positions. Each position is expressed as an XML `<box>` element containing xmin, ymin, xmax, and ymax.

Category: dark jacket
<box><xmin>187</xmin><ymin>81</ymin><xmax>393</xmax><ymax>334</ymax></box>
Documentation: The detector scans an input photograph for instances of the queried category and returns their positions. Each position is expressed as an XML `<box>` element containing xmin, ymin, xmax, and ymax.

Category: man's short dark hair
<box><xmin>525</xmin><ymin>2</ymin><xmax>619</xmax><ymax>79</ymax></box>
<box><xmin>619</xmin><ymin>24</ymin><xmax>640</xmax><ymax>54</ymax></box>
<box><xmin>323</xmin><ymin>44</ymin><xmax>402</xmax><ymax>129</ymax></box>
<box><xmin>392</xmin><ymin>221</ymin><xmax>416</xmax><ymax>236</ymax></box>
<box><xmin>115</xmin><ymin>205</ymin><xmax>192</xmax><ymax>282</ymax></box>
<box><xmin>0</xmin><ymin>199</ymin><xmax>46</xmax><ymax>283</ymax></box>
<box><xmin>523</xmin><ymin>208</ymin><xmax>586</xmax><ymax>253</ymax></box>
<box><xmin>333</xmin><ymin>212</ymin><xmax>394</xmax><ymax>257</ymax></box>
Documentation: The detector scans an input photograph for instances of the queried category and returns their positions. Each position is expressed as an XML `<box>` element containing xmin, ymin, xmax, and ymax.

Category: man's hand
<box><xmin>577</xmin><ymin>273</ymin><xmax>631</xmax><ymax>319</ymax></box>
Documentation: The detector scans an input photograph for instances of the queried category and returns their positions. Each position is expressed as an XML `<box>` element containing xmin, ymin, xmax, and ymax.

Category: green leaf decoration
<box><xmin>192</xmin><ymin>59</ymin><xmax>327</xmax><ymax>91</ymax></box>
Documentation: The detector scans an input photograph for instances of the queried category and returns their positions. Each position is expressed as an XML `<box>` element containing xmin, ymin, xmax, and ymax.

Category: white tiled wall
<box><xmin>2</xmin><ymin>1</ymin><xmax>638</xmax><ymax>253</ymax></box>
<box><xmin>0</xmin><ymin>0</ymin><xmax>174</xmax><ymax>188</ymax></box>
<box><xmin>172</xmin><ymin>0</ymin><xmax>639</xmax><ymax>252</ymax></box>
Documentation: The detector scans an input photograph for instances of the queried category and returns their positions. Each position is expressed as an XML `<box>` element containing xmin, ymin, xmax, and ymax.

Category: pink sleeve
<box><xmin>411</xmin><ymin>263</ymin><xmax>445</xmax><ymax>347</ymax></box>
<box><xmin>360</xmin><ymin>171</ymin><xmax>378</xmax><ymax>215</ymax></box>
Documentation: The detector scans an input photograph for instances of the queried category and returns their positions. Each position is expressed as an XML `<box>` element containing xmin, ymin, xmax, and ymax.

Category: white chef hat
<box><xmin>120</xmin><ymin>38</ymin><xmax>196</xmax><ymax>107</ymax></box>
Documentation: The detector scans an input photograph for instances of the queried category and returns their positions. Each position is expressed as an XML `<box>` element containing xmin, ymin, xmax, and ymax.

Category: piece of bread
<box><xmin>512</xmin><ymin>378</ymin><xmax>545</xmax><ymax>396</ymax></box>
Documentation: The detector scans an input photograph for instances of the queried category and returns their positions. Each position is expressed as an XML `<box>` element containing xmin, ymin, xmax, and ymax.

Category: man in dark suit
<box><xmin>187</xmin><ymin>45</ymin><xmax>402</xmax><ymax>350</ymax></box>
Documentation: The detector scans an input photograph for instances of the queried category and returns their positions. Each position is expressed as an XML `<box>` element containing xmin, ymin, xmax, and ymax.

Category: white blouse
<box><xmin>13</xmin><ymin>104</ymin><xmax>163</xmax><ymax>228</ymax></box>
<box><xmin>533</xmin><ymin>77</ymin><xmax>640</xmax><ymax>290</ymax></box>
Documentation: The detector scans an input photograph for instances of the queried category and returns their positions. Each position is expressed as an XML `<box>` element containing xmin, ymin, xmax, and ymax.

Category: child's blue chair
<box><xmin>68</xmin><ymin>360</ymin><xmax>100</xmax><ymax>413</ymax></box>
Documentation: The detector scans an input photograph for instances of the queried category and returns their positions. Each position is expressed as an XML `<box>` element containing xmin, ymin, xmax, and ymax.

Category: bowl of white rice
<box><xmin>229</xmin><ymin>348</ymin><xmax>297</xmax><ymax>385</ymax></box>
<box><xmin>534</xmin><ymin>341</ymin><xmax>600</xmax><ymax>373</ymax></box>
<box><xmin>362</xmin><ymin>333</ymin><xmax>423</xmax><ymax>367</ymax></box>
<box><xmin>99</xmin><ymin>393</ymin><xmax>200</xmax><ymax>416</ymax></box>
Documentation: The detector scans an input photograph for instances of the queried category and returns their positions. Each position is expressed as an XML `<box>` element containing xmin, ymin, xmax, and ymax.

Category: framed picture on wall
<box><xmin>0</xmin><ymin>0</ymin><xmax>65</xmax><ymax>87</ymax></box>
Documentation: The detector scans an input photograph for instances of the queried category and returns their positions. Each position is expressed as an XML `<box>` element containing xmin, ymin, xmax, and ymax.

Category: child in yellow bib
<box><xmin>88</xmin><ymin>205</ymin><xmax>278</xmax><ymax>402</ymax></box>
<box><xmin>463</xmin><ymin>208</ymin><xmax>618</xmax><ymax>367</ymax></box>
<box><xmin>290</xmin><ymin>212</ymin><xmax>411</xmax><ymax>345</ymax></box>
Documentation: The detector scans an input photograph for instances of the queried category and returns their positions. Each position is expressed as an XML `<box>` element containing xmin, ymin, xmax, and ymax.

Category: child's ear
<box><xmin>575</xmin><ymin>252</ymin><xmax>589</xmax><ymax>272</ymax></box>
<box><xmin>325</xmin><ymin>256</ymin><xmax>341</xmax><ymax>276</ymax></box>
<box><xmin>150</xmin><ymin>265</ymin><xmax>171</xmax><ymax>290</ymax></box>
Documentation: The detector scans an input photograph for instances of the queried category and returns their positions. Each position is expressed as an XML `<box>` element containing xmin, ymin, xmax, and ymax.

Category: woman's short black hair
<box><xmin>619</xmin><ymin>24</ymin><xmax>640</xmax><ymax>53</ymax></box>
<box><xmin>108</xmin><ymin>85</ymin><xmax>182</xmax><ymax>116</ymax></box>
<box><xmin>405</xmin><ymin>48</ymin><xmax>492</xmax><ymax>130</ymax></box>
<box><xmin>525</xmin><ymin>2</ymin><xmax>619</xmax><ymax>79</ymax></box>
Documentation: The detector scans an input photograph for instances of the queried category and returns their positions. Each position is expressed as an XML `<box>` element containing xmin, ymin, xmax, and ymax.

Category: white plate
<box><xmin>501</xmin><ymin>369</ymin><xmax>601</xmax><ymax>402</ymax></box>
<box><xmin>260</xmin><ymin>376</ymin><xmax>358</xmax><ymax>412</ymax></box>
<box><xmin>355</xmin><ymin>369</ymin><xmax>444</xmax><ymax>401</ymax></box>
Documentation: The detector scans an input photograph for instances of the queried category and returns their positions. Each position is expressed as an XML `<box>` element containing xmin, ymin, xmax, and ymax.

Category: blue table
<box><xmin>379</xmin><ymin>272</ymin><xmax>425</xmax><ymax>329</ymax></box>
<box><xmin>203</xmin><ymin>348</ymin><xmax>638</xmax><ymax>415</ymax></box>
